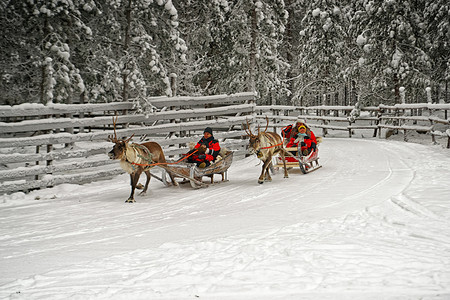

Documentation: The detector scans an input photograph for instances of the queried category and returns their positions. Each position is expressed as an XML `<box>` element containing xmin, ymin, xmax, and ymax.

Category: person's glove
<box><xmin>198</xmin><ymin>154</ymin><xmax>206</xmax><ymax>160</ymax></box>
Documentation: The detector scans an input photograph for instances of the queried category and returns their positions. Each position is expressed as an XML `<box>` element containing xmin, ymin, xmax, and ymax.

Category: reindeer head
<box><xmin>107</xmin><ymin>116</ymin><xmax>134</xmax><ymax>160</ymax></box>
<box><xmin>243</xmin><ymin>117</ymin><xmax>269</xmax><ymax>156</ymax></box>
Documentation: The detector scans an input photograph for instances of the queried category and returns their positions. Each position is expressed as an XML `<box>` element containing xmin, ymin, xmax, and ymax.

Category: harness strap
<box><xmin>260</xmin><ymin>142</ymin><xmax>283</xmax><ymax>150</ymax></box>
<box><xmin>130</xmin><ymin>149</ymin><xmax>198</xmax><ymax>167</ymax></box>
<box><xmin>132</xmin><ymin>143</ymin><xmax>153</xmax><ymax>163</ymax></box>
<box><xmin>258</xmin><ymin>133</ymin><xmax>283</xmax><ymax>150</ymax></box>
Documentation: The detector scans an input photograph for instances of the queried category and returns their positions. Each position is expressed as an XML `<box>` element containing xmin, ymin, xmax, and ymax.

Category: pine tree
<box><xmin>351</xmin><ymin>0</ymin><xmax>432</xmax><ymax>104</ymax></box>
<box><xmin>0</xmin><ymin>0</ymin><xmax>98</xmax><ymax>105</ymax></box>
<box><xmin>289</xmin><ymin>0</ymin><xmax>352</xmax><ymax>106</ymax></box>
<box><xmin>424</xmin><ymin>0</ymin><xmax>450</xmax><ymax>103</ymax></box>
<box><xmin>84</xmin><ymin>0</ymin><xmax>186</xmax><ymax>109</ymax></box>
<box><xmin>175</xmin><ymin>0</ymin><xmax>289</xmax><ymax>105</ymax></box>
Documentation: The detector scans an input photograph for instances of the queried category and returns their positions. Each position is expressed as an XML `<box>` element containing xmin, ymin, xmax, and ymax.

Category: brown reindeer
<box><xmin>107</xmin><ymin>116</ymin><xmax>177</xmax><ymax>203</ymax></box>
<box><xmin>244</xmin><ymin>117</ymin><xmax>289</xmax><ymax>184</ymax></box>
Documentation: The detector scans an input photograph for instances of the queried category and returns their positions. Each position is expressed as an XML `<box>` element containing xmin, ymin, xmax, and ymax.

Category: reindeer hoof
<box><xmin>125</xmin><ymin>198</ymin><xmax>135</xmax><ymax>203</ymax></box>
<box><xmin>284</xmin><ymin>175</ymin><xmax>289</xmax><ymax>178</ymax></box>
<box><xmin>258</xmin><ymin>180</ymin><xmax>264</xmax><ymax>184</ymax></box>
<box><xmin>139</xmin><ymin>191</ymin><xmax>146</xmax><ymax>196</ymax></box>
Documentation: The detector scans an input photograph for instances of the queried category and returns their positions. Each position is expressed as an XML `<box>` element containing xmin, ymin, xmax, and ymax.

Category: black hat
<box><xmin>204</xmin><ymin>127</ymin><xmax>213</xmax><ymax>135</ymax></box>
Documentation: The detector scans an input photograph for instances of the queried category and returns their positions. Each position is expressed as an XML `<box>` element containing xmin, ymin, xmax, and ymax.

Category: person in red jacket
<box><xmin>286</xmin><ymin>123</ymin><xmax>317</xmax><ymax>156</ymax></box>
<box><xmin>187</xmin><ymin>127</ymin><xmax>221</xmax><ymax>168</ymax></box>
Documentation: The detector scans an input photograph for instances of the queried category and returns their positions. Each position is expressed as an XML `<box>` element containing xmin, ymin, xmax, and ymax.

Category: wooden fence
<box><xmin>256</xmin><ymin>103</ymin><xmax>450</xmax><ymax>146</ymax></box>
<box><xmin>2</xmin><ymin>95</ymin><xmax>449</xmax><ymax>194</ymax></box>
<box><xmin>0</xmin><ymin>92</ymin><xmax>256</xmax><ymax>194</ymax></box>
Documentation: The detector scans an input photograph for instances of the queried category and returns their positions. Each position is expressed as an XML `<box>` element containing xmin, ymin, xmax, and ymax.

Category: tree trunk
<box><xmin>344</xmin><ymin>79</ymin><xmax>348</xmax><ymax>106</ymax></box>
<box><xmin>393</xmin><ymin>73</ymin><xmax>400</xmax><ymax>104</ymax></box>
<box><xmin>351</xmin><ymin>79</ymin><xmax>358</xmax><ymax>105</ymax></box>
<box><xmin>122</xmin><ymin>0</ymin><xmax>133</xmax><ymax>102</ymax></box>
<box><xmin>248</xmin><ymin>3</ymin><xmax>257</xmax><ymax>94</ymax></box>
<box><xmin>40</xmin><ymin>17</ymin><xmax>49</xmax><ymax>105</ymax></box>
<box><xmin>285</xmin><ymin>0</ymin><xmax>294</xmax><ymax>105</ymax></box>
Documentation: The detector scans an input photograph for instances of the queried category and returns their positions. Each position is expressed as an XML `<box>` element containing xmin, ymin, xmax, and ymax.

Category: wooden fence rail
<box><xmin>0</xmin><ymin>92</ymin><xmax>256</xmax><ymax>194</ymax></box>
<box><xmin>256</xmin><ymin>103</ymin><xmax>450</xmax><ymax>146</ymax></box>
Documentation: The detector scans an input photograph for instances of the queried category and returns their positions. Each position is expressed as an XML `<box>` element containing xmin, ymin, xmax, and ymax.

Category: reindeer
<box><xmin>244</xmin><ymin>117</ymin><xmax>289</xmax><ymax>184</ymax></box>
<box><xmin>107</xmin><ymin>116</ymin><xmax>177</xmax><ymax>203</ymax></box>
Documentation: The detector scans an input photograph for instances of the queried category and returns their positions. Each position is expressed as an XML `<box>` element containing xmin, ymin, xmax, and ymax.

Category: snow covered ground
<box><xmin>1</xmin><ymin>137</ymin><xmax>450</xmax><ymax>299</ymax></box>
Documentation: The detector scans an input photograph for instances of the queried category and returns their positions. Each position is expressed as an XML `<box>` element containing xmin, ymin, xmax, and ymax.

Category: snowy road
<box><xmin>1</xmin><ymin>138</ymin><xmax>450</xmax><ymax>299</ymax></box>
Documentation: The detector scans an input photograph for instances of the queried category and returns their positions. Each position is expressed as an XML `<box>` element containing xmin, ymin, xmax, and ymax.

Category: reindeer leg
<box><xmin>258</xmin><ymin>159</ymin><xmax>271</xmax><ymax>184</ymax></box>
<box><xmin>127</xmin><ymin>171</ymin><xmax>141</xmax><ymax>203</ymax></box>
<box><xmin>265</xmin><ymin>161</ymin><xmax>273</xmax><ymax>182</ymax></box>
<box><xmin>139</xmin><ymin>170</ymin><xmax>151</xmax><ymax>196</ymax></box>
<box><xmin>169</xmin><ymin>171</ymin><xmax>179</xmax><ymax>187</ymax></box>
<box><xmin>126</xmin><ymin>173</ymin><xmax>136</xmax><ymax>203</ymax></box>
<box><xmin>281</xmin><ymin>150</ymin><xmax>289</xmax><ymax>178</ymax></box>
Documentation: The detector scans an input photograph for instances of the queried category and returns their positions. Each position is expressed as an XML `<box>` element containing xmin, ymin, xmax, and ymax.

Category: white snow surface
<box><xmin>1</xmin><ymin>138</ymin><xmax>450</xmax><ymax>300</ymax></box>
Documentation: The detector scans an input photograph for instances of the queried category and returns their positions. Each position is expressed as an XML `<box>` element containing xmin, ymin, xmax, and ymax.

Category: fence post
<box><xmin>46</xmin><ymin>144</ymin><xmax>53</xmax><ymax>188</ymax></box>
<box><xmin>348</xmin><ymin>120</ymin><xmax>352</xmax><ymax>138</ymax></box>
<box><xmin>447</xmin><ymin>130</ymin><xmax>450</xmax><ymax>149</ymax></box>
<box><xmin>377</xmin><ymin>108</ymin><xmax>382</xmax><ymax>138</ymax></box>
<box><xmin>430</xmin><ymin>119</ymin><xmax>436</xmax><ymax>144</ymax></box>
<box><xmin>35</xmin><ymin>146</ymin><xmax>40</xmax><ymax>181</ymax></box>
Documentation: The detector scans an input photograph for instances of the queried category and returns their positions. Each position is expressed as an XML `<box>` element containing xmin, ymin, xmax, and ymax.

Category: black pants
<box><xmin>300</xmin><ymin>142</ymin><xmax>316</xmax><ymax>155</ymax></box>
<box><xmin>187</xmin><ymin>155</ymin><xmax>210</xmax><ymax>167</ymax></box>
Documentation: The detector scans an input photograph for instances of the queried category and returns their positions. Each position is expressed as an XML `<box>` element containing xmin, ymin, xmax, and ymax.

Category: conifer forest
<box><xmin>1</xmin><ymin>0</ymin><xmax>449</xmax><ymax>108</ymax></box>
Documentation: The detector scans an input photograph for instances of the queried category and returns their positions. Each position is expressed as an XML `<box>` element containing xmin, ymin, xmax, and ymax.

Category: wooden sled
<box><xmin>159</xmin><ymin>151</ymin><xmax>234</xmax><ymax>188</ymax></box>
<box><xmin>273</xmin><ymin>147</ymin><xmax>321</xmax><ymax>174</ymax></box>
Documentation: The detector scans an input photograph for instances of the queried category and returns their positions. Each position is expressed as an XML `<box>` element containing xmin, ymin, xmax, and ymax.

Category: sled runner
<box><xmin>273</xmin><ymin>147</ymin><xmax>321</xmax><ymax>174</ymax></box>
<box><xmin>160</xmin><ymin>151</ymin><xmax>234</xmax><ymax>188</ymax></box>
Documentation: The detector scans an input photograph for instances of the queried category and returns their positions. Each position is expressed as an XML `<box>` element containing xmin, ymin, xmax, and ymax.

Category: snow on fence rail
<box><xmin>256</xmin><ymin>103</ymin><xmax>450</xmax><ymax>147</ymax></box>
<box><xmin>0</xmin><ymin>92</ymin><xmax>256</xmax><ymax>194</ymax></box>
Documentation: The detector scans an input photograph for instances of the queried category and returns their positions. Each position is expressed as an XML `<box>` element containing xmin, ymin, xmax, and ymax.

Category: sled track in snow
<box><xmin>1</xmin><ymin>138</ymin><xmax>450</xmax><ymax>299</ymax></box>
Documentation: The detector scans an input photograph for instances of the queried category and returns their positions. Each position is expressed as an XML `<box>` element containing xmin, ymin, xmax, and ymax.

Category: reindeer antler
<box><xmin>108</xmin><ymin>115</ymin><xmax>119</xmax><ymax>143</ymax></box>
<box><xmin>124</xmin><ymin>134</ymin><xmax>135</xmax><ymax>143</ymax></box>
<box><xmin>263</xmin><ymin>115</ymin><xmax>269</xmax><ymax>133</ymax></box>
<box><xmin>243</xmin><ymin>118</ymin><xmax>254</xmax><ymax>137</ymax></box>
<box><xmin>108</xmin><ymin>115</ymin><xmax>136</xmax><ymax>144</ymax></box>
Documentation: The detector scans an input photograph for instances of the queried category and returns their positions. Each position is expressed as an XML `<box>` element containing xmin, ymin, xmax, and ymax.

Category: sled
<box><xmin>159</xmin><ymin>151</ymin><xmax>234</xmax><ymax>189</ymax></box>
<box><xmin>273</xmin><ymin>147</ymin><xmax>321</xmax><ymax>174</ymax></box>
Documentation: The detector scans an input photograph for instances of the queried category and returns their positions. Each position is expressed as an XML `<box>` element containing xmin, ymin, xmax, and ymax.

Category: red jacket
<box><xmin>286</xmin><ymin>128</ymin><xmax>317</xmax><ymax>150</ymax></box>
<box><xmin>194</xmin><ymin>136</ymin><xmax>221</xmax><ymax>161</ymax></box>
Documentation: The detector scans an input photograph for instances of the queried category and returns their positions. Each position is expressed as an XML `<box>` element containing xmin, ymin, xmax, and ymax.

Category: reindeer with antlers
<box><xmin>244</xmin><ymin>117</ymin><xmax>289</xmax><ymax>184</ymax></box>
<box><xmin>107</xmin><ymin>116</ymin><xmax>177</xmax><ymax>203</ymax></box>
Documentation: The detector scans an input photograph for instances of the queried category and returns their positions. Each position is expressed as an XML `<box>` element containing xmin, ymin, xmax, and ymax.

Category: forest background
<box><xmin>1</xmin><ymin>0</ymin><xmax>449</xmax><ymax>110</ymax></box>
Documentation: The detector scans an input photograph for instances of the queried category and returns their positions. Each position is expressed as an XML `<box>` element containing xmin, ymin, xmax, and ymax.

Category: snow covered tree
<box><xmin>288</xmin><ymin>0</ymin><xmax>353</xmax><ymax>106</ymax></box>
<box><xmin>0</xmin><ymin>0</ymin><xmax>97</xmax><ymax>105</ymax></box>
<box><xmin>85</xmin><ymin>0</ymin><xmax>186</xmax><ymax>110</ymax></box>
<box><xmin>424</xmin><ymin>0</ymin><xmax>450</xmax><ymax>103</ymax></box>
<box><xmin>351</xmin><ymin>0</ymin><xmax>432</xmax><ymax>105</ymax></box>
<box><xmin>175</xmin><ymin>0</ymin><xmax>289</xmax><ymax>104</ymax></box>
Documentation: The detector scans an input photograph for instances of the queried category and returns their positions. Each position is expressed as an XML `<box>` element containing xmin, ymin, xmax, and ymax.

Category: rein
<box><xmin>130</xmin><ymin>149</ymin><xmax>198</xmax><ymax>167</ymax></box>
<box><xmin>260</xmin><ymin>142</ymin><xmax>283</xmax><ymax>150</ymax></box>
<box><xmin>259</xmin><ymin>133</ymin><xmax>283</xmax><ymax>150</ymax></box>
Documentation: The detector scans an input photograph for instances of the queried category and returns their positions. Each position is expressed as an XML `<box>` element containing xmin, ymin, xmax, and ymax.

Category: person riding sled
<box><xmin>284</xmin><ymin>119</ymin><xmax>318</xmax><ymax>160</ymax></box>
<box><xmin>186</xmin><ymin>127</ymin><xmax>221</xmax><ymax>168</ymax></box>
